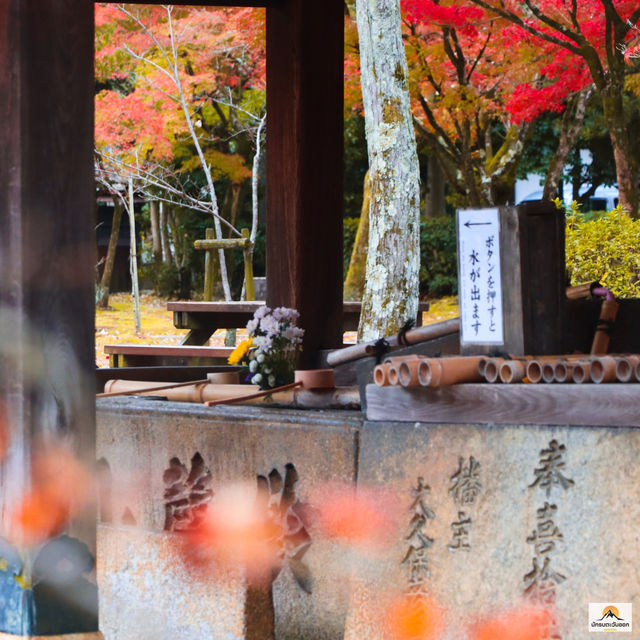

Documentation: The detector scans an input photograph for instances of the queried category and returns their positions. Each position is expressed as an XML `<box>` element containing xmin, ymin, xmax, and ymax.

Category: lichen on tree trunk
<box><xmin>355</xmin><ymin>0</ymin><xmax>421</xmax><ymax>342</ymax></box>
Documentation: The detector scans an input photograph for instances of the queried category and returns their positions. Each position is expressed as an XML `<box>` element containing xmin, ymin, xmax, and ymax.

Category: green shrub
<box><xmin>420</xmin><ymin>216</ymin><xmax>458</xmax><ymax>297</ymax></box>
<box><xmin>153</xmin><ymin>263</ymin><xmax>183</xmax><ymax>298</ymax></box>
<box><xmin>565</xmin><ymin>204</ymin><xmax>640</xmax><ymax>298</ymax></box>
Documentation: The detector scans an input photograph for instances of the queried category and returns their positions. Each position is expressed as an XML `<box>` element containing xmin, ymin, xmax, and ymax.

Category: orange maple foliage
<box><xmin>312</xmin><ymin>484</ymin><xmax>403</xmax><ymax>549</ymax></box>
<box><xmin>384</xmin><ymin>594</ymin><xmax>445</xmax><ymax>640</ymax></box>
<box><xmin>176</xmin><ymin>482</ymin><xmax>281</xmax><ymax>584</ymax></box>
<box><xmin>471</xmin><ymin>604</ymin><xmax>555</xmax><ymax>640</ymax></box>
<box><xmin>95</xmin><ymin>5</ymin><xmax>265</xmax><ymax>169</ymax></box>
<box><xmin>10</xmin><ymin>444</ymin><xmax>92</xmax><ymax>547</ymax></box>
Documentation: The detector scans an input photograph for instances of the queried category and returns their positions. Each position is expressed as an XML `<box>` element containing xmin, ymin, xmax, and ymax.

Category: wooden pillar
<box><xmin>0</xmin><ymin>0</ymin><xmax>99</xmax><ymax>636</ymax></box>
<box><xmin>266</xmin><ymin>0</ymin><xmax>344</xmax><ymax>367</ymax></box>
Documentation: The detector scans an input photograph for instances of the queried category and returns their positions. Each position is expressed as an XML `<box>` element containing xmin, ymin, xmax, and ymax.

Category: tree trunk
<box><xmin>149</xmin><ymin>200</ymin><xmax>162</xmax><ymax>263</ymax></box>
<box><xmin>355</xmin><ymin>0</ymin><xmax>421</xmax><ymax>342</ymax></box>
<box><xmin>343</xmin><ymin>170</ymin><xmax>371</xmax><ymax>301</ymax></box>
<box><xmin>543</xmin><ymin>88</ymin><xmax>592</xmax><ymax>201</ymax></box>
<box><xmin>425</xmin><ymin>155</ymin><xmax>445</xmax><ymax>218</ymax></box>
<box><xmin>602</xmin><ymin>91</ymin><xmax>639</xmax><ymax>217</ymax></box>
<box><xmin>167</xmin><ymin>209</ymin><xmax>183</xmax><ymax>269</ymax></box>
<box><xmin>159</xmin><ymin>202</ymin><xmax>173</xmax><ymax>265</ymax></box>
<box><xmin>96</xmin><ymin>197</ymin><xmax>123</xmax><ymax>309</ymax></box>
<box><xmin>223</xmin><ymin>180</ymin><xmax>245</xmax><ymax>234</ymax></box>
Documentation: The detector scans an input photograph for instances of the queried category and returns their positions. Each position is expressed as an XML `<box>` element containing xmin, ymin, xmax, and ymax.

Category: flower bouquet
<box><xmin>227</xmin><ymin>306</ymin><xmax>304</xmax><ymax>390</ymax></box>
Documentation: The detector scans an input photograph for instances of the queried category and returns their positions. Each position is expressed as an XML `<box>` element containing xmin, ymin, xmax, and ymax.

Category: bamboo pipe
<box><xmin>375</xmin><ymin>356</ymin><xmax>422</xmax><ymax>386</ymax></box>
<box><xmin>101</xmin><ymin>379</ymin><xmax>361</xmax><ymax>409</ymax></box>
<box><xmin>478</xmin><ymin>357</ymin><xmax>490</xmax><ymax>378</ymax></box>
<box><xmin>417</xmin><ymin>356</ymin><xmax>484</xmax><ymax>387</ymax></box>
<box><xmin>615</xmin><ymin>355</ymin><xmax>640</xmax><ymax>382</ymax></box>
<box><xmin>374</xmin><ymin>363</ymin><xmax>392</xmax><ymax>386</ymax></box>
<box><xmin>499</xmin><ymin>360</ymin><xmax>527</xmax><ymax>384</ymax></box>
<box><xmin>553</xmin><ymin>361</ymin><xmax>574</xmax><ymax>383</ymax></box>
<box><xmin>387</xmin><ymin>363</ymin><xmax>401</xmax><ymax>386</ymax></box>
<box><xmin>565</xmin><ymin>281</ymin><xmax>601</xmax><ymax>300</ymax></box>
<box><xmin>591</xmin><ymin>294</ymin><xmax>619</xmax><ymax>355</ymax></box>
<box><xmin>572</xmin><ymin>361</ymin><xmax>591</xmax><ymax>384</ymax></box>
<box><xmin>204</xmin><ymin>381</ymin><xmax>302</xmax><ymax>406</ymax></box>
<box><xmin>326</xmin><ymin>318</ymin><xmax>460</xmax><ymax>367</ymax></box>
<box><xmin>103</xmin><ymin>380</ymin><xmax>249</xmax><ymax>402</ymax></box>
<box><xmin>590</xmin><ymin>356</ymin><xmax>618</xmax><ymax>383</ymax></box>
<box><xmin>99</xmin><ymin>378</ymin><xmax>210</xmax><ymax>399</ymax></box>
<box><xmin>482</xmin><ymin>358</ymin><xmax>504</xmax><ymax>383</ymax></box>
<box><xmin>541</xmin><ymin>362</ymin><xmax>556</xmax><ymax>384</ymax></box>
<box><xmin>397</xmin><ymin>357</ymin><xmax>423</xmax><ymax>387</ymax></box>
<box><xmin>526</xmin><ymin>361</ymin><xmax>544</xmax><ymax>384</ymax></box>
<box><xmin>525</xmin><ymin>355</ymin><xmax>588</xmax><ymax>384</ymax></box>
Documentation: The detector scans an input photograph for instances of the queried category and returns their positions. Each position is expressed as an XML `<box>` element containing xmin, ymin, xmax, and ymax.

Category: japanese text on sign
<box><xmin>458</xmin><ymin>209</ymin><xmax>504</xmax><ymax>344</ymax></box>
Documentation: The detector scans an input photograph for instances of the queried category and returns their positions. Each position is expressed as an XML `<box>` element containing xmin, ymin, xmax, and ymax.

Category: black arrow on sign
<box><xmin>464</xmin><ymin>221</ymin><xmax>492</xmax><ymax>228</ymax></box>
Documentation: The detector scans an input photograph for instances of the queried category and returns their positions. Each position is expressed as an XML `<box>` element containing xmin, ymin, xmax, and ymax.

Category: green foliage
<box><xmin>151</xmin><ymin>263</ymin><xmax>183</xmax><ymax>298</ymax></box>
<box><xmin>344</xmin><ymin>116</ymin><xmax>369</xmax><ymax>219</ymax></box>
<box><xmin>419</xmin><ymin>216</ymin><xmax>458</xmax><ymax>297</ymax></box>
<box><xmin>343</xmin><ymin>215</ymin><xmax>458</xmax><ymax>296</ymax></box>
<box><xmin>343</xmin><ymin>217</ymin><xmax>360</xmax><ymax>277</ymax></box>
<box><xmin>565</xmin><ymin>204</ymin><xmax>640</xmax><ymax>298</ymax></box>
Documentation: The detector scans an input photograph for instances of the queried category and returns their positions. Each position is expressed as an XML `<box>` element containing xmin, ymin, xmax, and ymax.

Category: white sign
<box><xmin>457</xmin><ymin>208</ymin><xmax>504</xmax><ymax>344</ymax></box>
<box><xmin>589</xmin><ymin>603</ymin><xmax>632</xmax><ymax>632</ymax></box>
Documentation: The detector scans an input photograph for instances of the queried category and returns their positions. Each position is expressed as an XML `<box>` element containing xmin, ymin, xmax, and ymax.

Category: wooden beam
<box><xmin>266</xmin><ymin>0</ymin><xmax>344</xmax><ymax>367</ymax></box>
<box><xmin>366</xmin><ymin>383</ymin><xmax>640</xmax><ymax>427</ymax></box>
<box><xmin>0</xmin><ymin>0</ymin><xmax>97</xmax><ymax>634</ymax></box>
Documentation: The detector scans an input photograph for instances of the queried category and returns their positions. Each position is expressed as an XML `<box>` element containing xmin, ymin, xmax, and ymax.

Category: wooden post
<box><xmin>203</xmin><ymin>228</ymin><xmax>216</xmax><ymax>301</ymax></box>
<box><xmin>266</xmin><ymin>0</ymin><xmax>344</xmax><ymax>367</ymax></box>
<box><xmin>0</xmin><ymin>0</ymin><xmax>99</xmax><ymax>635</ymax></box>
<box><xmin>242</xmin><ymin>228</ymin><xmax>255</xmax><ymax>301</ymax></box>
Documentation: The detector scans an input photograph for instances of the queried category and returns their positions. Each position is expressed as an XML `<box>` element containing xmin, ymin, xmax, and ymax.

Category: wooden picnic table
<box><xmin>167</xmin><ymin>300</ymin><xmax>429</xmax><ymax>345</ymax></box>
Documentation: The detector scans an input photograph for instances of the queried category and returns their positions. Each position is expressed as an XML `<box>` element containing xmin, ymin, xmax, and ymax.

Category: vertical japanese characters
<box><xmin>448</xmin><ymin>456</ymin><xmax>482</xmax><ymax>551</ymax></box>
<box><xmin>457</xmin><ymin>209</ymin><xmax>504</xmax><ymax>344</ymax></box>
<box><xmin>524</xmin><ymin>439</ymin><xmax>574</xmax><ymax>639</ymax></box>
<box><xmin>403</xmin><ymin>477</ymin><xmax>436</xmax><ymax>596</ymax></box>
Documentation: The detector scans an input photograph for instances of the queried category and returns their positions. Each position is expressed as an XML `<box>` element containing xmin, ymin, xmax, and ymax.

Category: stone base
<box><xmin>345</xmin><ymin>420</ymin><xmax>640</xmax><ymax>640</ymax></box>
<box><xmin>0</xmin><ymin>634</ymin><xmax>103</xmax><ymax>639</ymax></box>
<box><xmin>97</xmin><ymin>399</ymin><xmax>363</xmax><ymax>640</ymax></box>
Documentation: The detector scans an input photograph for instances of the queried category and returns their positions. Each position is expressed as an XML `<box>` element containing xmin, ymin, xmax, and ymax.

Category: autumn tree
<box><xmin>467</xmin><ymin>0</ymin><xmax>640</xmax><ymax>215</ymax></box>
<box><xmin>355</xmin><ymin>0</ymin><xmax>422</xmax><ymax>341</ymax></box>
<box><xmin>401</xmin><ymin>0</ymin><xmax>553</xmax><ymax>207</ymax></box>
<box><xmin>95</xmin><ymin>4</ymin><xmax>266</xmax><ymax>297</ymax></box>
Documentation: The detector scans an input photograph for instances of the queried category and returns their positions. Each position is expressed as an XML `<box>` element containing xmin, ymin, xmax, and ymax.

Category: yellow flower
<box><xmin>228</xmin><ymin>338</ymin><xmax>252</xmax><ymax>365</ymax></box>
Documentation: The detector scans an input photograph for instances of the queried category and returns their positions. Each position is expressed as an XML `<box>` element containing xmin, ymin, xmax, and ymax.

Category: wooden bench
<box><xmin>167</xmin><ymin>300</ymin><xmax>430</xmax><ymax>345</ymax></box>
<box><xmin>104</xmin><ymin>344</ymin><xmax>234</xmax><ymax>368</ymax></box>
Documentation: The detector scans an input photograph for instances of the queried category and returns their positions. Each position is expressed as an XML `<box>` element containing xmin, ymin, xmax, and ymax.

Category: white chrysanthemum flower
<box><xmin>246</xmin><ymin>319</ymin><xmax>258</xmax><ymax>335</ymax></box>
<box><xmin>255</xmin><ymin>306</ymin><xmax>271</xmax><ymax>320</ymax></box>
<box><xmin>260</xmin><ymin>315</ymin><xmax>279</xmax><ymax>337</ymax></box>
<box><xmin>249</xmin><ymin>360</ymin><xmax>258</xmax><ymax>372</ymax></box>
<box><xmin>284</xmin><ymin>326</ymin><xmax>304</xmax><ymax>343</ymax></box>
<box><xmin>268</xmin><ymin>375</ymin><xmax>276</xmax><ymax>387</ymax></box>
<box><xmin>252</xmin><ymin>373</ymin><xmax>263</xmax><ymax>384</ymax></box>
<box><xmin>253</xmin><ymin>335</ymin><xmax>273</xmax><ymax>351</ymax></box>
